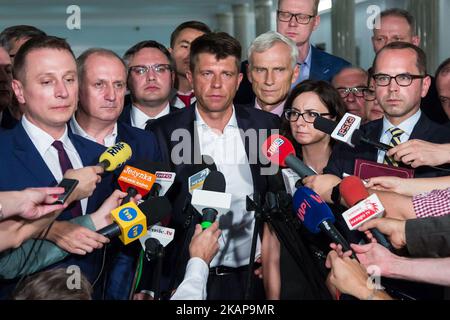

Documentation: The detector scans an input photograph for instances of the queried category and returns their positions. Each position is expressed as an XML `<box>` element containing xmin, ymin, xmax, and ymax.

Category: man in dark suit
<box><xmin>0</xmin><ymin>46</ymin><xmax>19</xmax><ymax>130</ymax></box>
<box><xmin>71</xmin><ymin>48</ymin><xmax>162</xmax><ymax>299</ymax></box>
<box><xmin>304</xmin><ymin>42</ymin><xmax>450</xmax><ymax>204</ymax></box>
<box><xmin>436</xmin><ymin>58</ymin><xmax>450</xmax><ymax>121</ymax></box>
<box><xmin>0</xmin><ymin>36</ymin><xmax>115</xmax><ymax>298</ymax></box>
<box><xmin>119</xmin><ymin>41</ymin><xmax>179</xmax><ymax>130</ymax></box>
<box><xmin>149</xmin><ymin>32</ymin><xmax>280</xmax><ymax>300</ymax></box>
<box><xmin>371</xmin><ymin>8</ymin><xmax>447</xmax><ymax>124</ymax></box>
<box><xmin>234</xmin><ymin>0</ymin><xmax>351</xmax><ymax>105</ymax></box>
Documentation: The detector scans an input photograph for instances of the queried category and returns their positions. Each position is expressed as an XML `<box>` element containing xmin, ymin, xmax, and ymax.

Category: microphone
<box><xmin>97</xmin><ymin>142</ymin><xmax>132</xmax><ymax>171</ymax></box>
<box><xmin>152</xmin><ymin>171</ymin><xmax>176</xmax><ymax>197</ymax></box>
<box><xmin>314</xmin><ymin>115</ymin><xmax>391</xmax><ymax>151</ymax></box>
<box><xmin>117</xmin><ymin>162</ymin><xmax>157</xmax><ymax>203</ymax></box>
<box><xmin>97</xmin><ymin>196</ymin><xmax>172</xmax><ymax>244</ymax></box>
<box><xmin>262</xmin><ymin>134</ymin><xmax>316</xmax><ymax>179</ymax></box>
<box><xmin>188</xmin><ymin>155</ymin><xmax>217</xmax><ymax>194</ymax></box>
<box><xmin>293</xmin><ymin>186</ymin><xmax>356</xmax><ymax>259</ymax></box>
<box><xmin>281</xmin><ymin>168</ymin><xmax>302</xmax><ymax>196</ymax></box>
<box><xmin>191</xmin><ymin>171</ymin><xmax>231</xmax><ymax>229</ymax></box>
<box><xmin>339</xmin><ymin>176</ymin><xmax>393</xmax><ymax>249</ymax></box>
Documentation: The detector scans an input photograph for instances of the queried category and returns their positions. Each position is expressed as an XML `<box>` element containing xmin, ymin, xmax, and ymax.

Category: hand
<box><xmin>325</xmin><ymin>250</ymin><xmax>371</xmax><ymax>299</ymax></box>
<box><xmin>387</xmin><ymin>140</ymin><xmax>450</xmax><ymax>168</ymax></box>
<box><xmin>46</xmin><ymin>221</ymin><xmax>109</xmax><ymax>255</ymax></box>
<box><xmin>89</xmin><ymin>190</ymin><xmax>141</xmax><ymax>230</ymax></box>
<box><xmin>366</xmin><ymin>176</ymin><xmax>411</xmax><ymax>196</ymax></box>
<box><xmin>254</xmin><ymin>255</ymin><xmax>263</xmax><ymax>279</ymax></box>
<box><xmin>2</xmin><ymin>187</ymin><xmax>66</xmax><ymax>220</ymax></box>
<box><xmin>63</xmin><ymin>166</ymin><xmax>104</xmax><ymax>202</ymax></box>
<box><xmin>189</xmin><ymin>221</ymin><xmax>221</xmax><ymax>264</ymax></box>
<box><xmin>358</xmin><ymin>218</ymin><xmax>406</xmax><ymax>249</ymax></box>
<box><xmin>302</xmin><ymin>174</ymin><xmax>341</xmax><ymax>203</ymax></box>
<box><xmin>350</xmin><ymin>242</ymin><xmax>397</xmax><ymax>278</ymax></box>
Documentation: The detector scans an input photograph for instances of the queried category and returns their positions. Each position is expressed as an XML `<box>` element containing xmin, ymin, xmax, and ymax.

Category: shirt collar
<box><xmin>298</xmin><ymin>44</ymin><xmax>312</xmax><ymax>67</ymax></box>
<box><xmin>22</xmin><ymin>114</ymin><xmax>73</xmax><ymax>156</ymax></box>
<box><xmin>382</xmin><ymin>109</ymin><xmax>422</xmax><ymax>138</ymax></box>
<box><xmin>131</xmin><ymin>103</ymin><xmax>170</xmax><ymax>129</ymax></box>
<box><xmin>70</xmin><ymin>115</ymin><xmax>118</xmax><ymax>145</ymax></box>
<box><xmin>195</xmin><ymin>104</ymin><xmax>238</xmax><ymax>130</ymax></box>
<box><xmin>254</xmin><ymin>99</ymin><xmax>285</xmax><ymax>117</ymax></box>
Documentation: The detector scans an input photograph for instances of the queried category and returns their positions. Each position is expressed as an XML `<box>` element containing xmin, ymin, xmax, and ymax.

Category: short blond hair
<box><xmin>278</xmin><ymin>0</ymin><xmax>320</xmax><ymax>16</ymax></box>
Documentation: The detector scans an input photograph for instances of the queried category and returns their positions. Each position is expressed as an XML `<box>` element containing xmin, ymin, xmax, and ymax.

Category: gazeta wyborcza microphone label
<box><xmin>111</xmin><ymin>202</ymin><xmax>147</xmax><ymax>245</ymax></box>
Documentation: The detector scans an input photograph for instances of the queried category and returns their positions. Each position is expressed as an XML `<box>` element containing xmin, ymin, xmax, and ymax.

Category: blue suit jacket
<box><xmin>234</xmin><ymin>45</ymin><xmax>351</xmax><ymax>105</ymax></box>
<box><xmin>0</xmin><ymin>123</ymin><xmax>115</xmax><ymax>288</ymax></box>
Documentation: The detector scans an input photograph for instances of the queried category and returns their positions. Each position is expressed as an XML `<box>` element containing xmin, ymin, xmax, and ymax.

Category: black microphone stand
<box><xmin>144</xmin><ymin>238</ymin><xmax>165</xmax><ymax>300</ymax></box>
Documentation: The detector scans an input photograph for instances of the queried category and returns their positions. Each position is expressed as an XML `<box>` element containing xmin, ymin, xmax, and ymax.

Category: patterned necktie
<box><xmin>177</xmin><ymin>92</ymin><xmax>195</xmax><ymax>108</ymax></box>
<box><xmin>383</xmin><ymin>127</ymin><xmax>404</xmax><ymax>167</ymax></box>
<box><xmin>52</xmin><ymin>140</ymin><xmax>82</xmax><ymax>217</ymax></box>
<box><xmin>145</xmin><ymin>118</ymin><xmax>156</xmax><ymax>131</ymax></box>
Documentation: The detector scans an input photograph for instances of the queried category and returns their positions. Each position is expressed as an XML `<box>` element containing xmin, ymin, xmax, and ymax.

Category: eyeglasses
<box><xmin>129</xmin><ymin>64</ymin><xmax>172</xmax><ymax>76</ymax></box>
<box><xmin>284</xmin><ymin>109</ymin><xmax>331</xmax><ymax>123</ymax></box>
<box><xmin>362</xmin><ymin>88</ymin><xmax>376</xmax><ymax>101</ymax></box>
<box><xmin>337</xmin><ymin>87</ymin><xmax>366</xmax><ymax>99</ymax></box>
<box><xmin>277</xmin><ymin>10</ymin><xmax>315</xmax><ymax>25</ymax></box>
<box><xmin>372</xmin><ymin>73</ymin><xmax>426</xmax><ymax>87</ymax></box>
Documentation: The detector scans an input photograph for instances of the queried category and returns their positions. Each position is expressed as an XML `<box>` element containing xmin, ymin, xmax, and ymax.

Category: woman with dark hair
<box><xmin>262</xmin><ymin>80</ymin><xmax>346</xmax><ymax>300</ymax></box>
<box><xmin>282</xmin><ymin>80</ymin><xmax>346</xmax><ymax>174</ymax></box>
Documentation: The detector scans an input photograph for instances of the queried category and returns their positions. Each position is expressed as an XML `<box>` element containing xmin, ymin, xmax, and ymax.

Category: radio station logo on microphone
<box><xmin>348</xmin><ymin>201</ymin><xmax>380</xmax><ymax>227</ymax></box>
<box><xmin>337</xmin><ymin>116</ymin><xmax>356</xmax><ymax>137</ymax></box>
<box><xmin>267</xmin><ymin>138</ymin><xmax>284</xmax><ymax>158</ymax></box>
<box><xmin>107</xmin><ymin>142</ymin><xmax>126</xmax><ymax>156</ymax></box>
<box><xmin>118</xmin><ymin>207</ymin><xmax>138</xmax><ymax>222</ymax></box>
<box><xmin>128</xmin><ymin>224</ymin><xmax>144</xmax><ymax>239</ymax></box>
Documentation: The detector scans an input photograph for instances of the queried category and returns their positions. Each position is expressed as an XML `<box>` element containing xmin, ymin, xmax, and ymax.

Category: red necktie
<box><xmin>177</xmin><ymin>92</ymin><xmax>195</xmax><ymax>108</ymax></box>
<box><xmin>52</xmin><ymin>140</ymin><xmax>82</xmax><ymax>217</ymax></box>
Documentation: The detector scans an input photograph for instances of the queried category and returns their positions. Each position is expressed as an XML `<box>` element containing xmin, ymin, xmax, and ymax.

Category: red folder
<box><xmin>353</xmin><ymin>158</ymin><xmax>415</xmax><ymax>180</ymax></box>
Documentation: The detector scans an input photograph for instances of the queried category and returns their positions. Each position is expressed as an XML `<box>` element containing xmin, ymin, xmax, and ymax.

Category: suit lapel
<box><xmin>12</xmin><ymin>124</ymin><xmax>56</xmax><ymax>186</ymax></box>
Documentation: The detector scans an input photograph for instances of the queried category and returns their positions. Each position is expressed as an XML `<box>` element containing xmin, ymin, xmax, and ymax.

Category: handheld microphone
<box><xmin>152</xmin><ymin>171</ymin><xmax>176</xmax><ymax>197</ymax></box>
<box><xmin>188</xmin><ymin>155</ymin><xmax>217</xmax><ymax>194</ymax></box>
<box><xmin>98</xmin><ymin>196</ymin><xmax>172</xmax><ymax>244</ymax></box>
<box><xmin>339</xmin><ymin>176</ymin><xmax>393</xmax><ymax>249</ymax></box>
<box><xmin>314</xmin><ymin>115</ymin><xmax>391</xmax><ymax>151</ymax></box>
<box><xmin>97</xmin><ymin>142</ymin><xmax>132</xmax><ymax>171</ymax></box>
<box><xmin>117</xmin><ymin>162</ymin><xmax>157</xmax><ymax>203</ymax></box>
<box><xmin>293</xmin><ymin>186</ymin><xmax>356</xmax><ymax>259</ymax></box>
<box><xmin>262</xmin><ymin>134</ymin><xmax>316</xmax><ymax>179</ymax></box>
<box><xmin>281</xmin><ymin>168</ymin><xmax>302</xmax><ymax>196</ymax></box>
<box><xmin>191</xmin><ymin>171</ymin><xmax>231</xmax><ymax>229</ymax></box>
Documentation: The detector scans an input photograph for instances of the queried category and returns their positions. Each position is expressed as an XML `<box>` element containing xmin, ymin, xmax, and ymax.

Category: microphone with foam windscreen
<box><xmin>293</xmin><ymin>186</ymin><xmax>356</xmax><ymax>259</ymax></box>
<box><xmin>261</xmin><ymin>134</ymin><xmax>316</xmax><ymax>179</ymax></box>
<box><xmin>314</xmin><ymin>115</ymin><xmax>392</xmax><ymax>151</ymax></box>
<box><xmin>339</xmin><ymin>176</ymin><xmax>393</xmax><ymax>250</ymax></box>
<box><xmin>191</xmin><ymin>171</ymin><xmax>231</xmax><ymax>229</ymax></box>
<box><xmin>97</xmin><ymin>196</ymin><xmax>172</xmax><ymax>244</ymax></box>
<box><xmin>97</xmin><ymin>142</ymin><xmax>133</xmax><ymax>171</ymax></box>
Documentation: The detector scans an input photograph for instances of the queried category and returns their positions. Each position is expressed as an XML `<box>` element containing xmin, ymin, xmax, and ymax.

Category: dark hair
<box><xmin>170</xmin><ymin>21</ymin><xmax>211</xmax><ymax>48</ymax></box>
<box><xmin>12</xmin><ymin>268</ymin><xmax>92</xmax><ymax>300</ymax></box>
<box><xmin>436</xmin><ymin>58</ymin><xmax>450</xmax><ymax>79</ymax></box>
<box><xmin>0</xmin><ymin>25</ymin><xmax>47</xmax><ymax>52</ymax></box>
<box><xmin>123</xmin><ymin>40</ymin><xmax>174</xmax><ymax>70</ymax></box>
<box><xmin>375</xmin><ymin>8</ymin><xmax>416</xmax><ymax>34</ymax></box>
<box><xmin>281</xmin><ymin>80</ymin><xmax>346</xmax><ymax>154</ymax></box>
<box><xmin>190</xmin><ymin>32</ymin><xmax>241</xmax><ymax>72</ymax></box>
<box><xmin>77</xmin><ymin>48</ymin><xmax>126</xmax><ymax>82</ymax></box>
<box><xmin>13</xmin><ymin>35</ymin><xmax>75</xmax><ymax>82</ymax></box>
<box><xmin>373</xmin><ymin>41</ymin><xmax>427</xmax><ymax>75</ymax></box>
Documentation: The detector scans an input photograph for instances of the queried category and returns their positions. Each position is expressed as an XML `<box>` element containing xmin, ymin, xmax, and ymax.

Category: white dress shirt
<box><xmin>195</xmin><ymin>106</ymin><xmax>259</xmax><ymax>268</ymax></box>
<box><xmin>22</xmin><ymin>115</ymin><xmax>87</xmax><ymax>214</ymax></box>
<box><xmin>70</xmin><ymin>116</ymin><xmax>118</xmax><ymax>147</ymax></box>
<box><xmin>377</xmin><ymin>110</ymin><xmax>422</xmax><ymax>163</ymax></box>
<box><xmin>130</xmin><ymin>103</ymin><xmax>170</xmax><ymax>130</ymax></box>
<box><xmin>170</xmin><ymin>257</ymin><xmax>209</xmax><ymax>300</ymax></box>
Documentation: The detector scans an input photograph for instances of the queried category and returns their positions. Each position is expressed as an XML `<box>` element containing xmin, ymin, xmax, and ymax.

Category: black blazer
<box><xmin>119</xmin><ymin>101</ymin><xmax>180</xmax><ymax>126</ymax></box>
<box><xmin>324</xmin><ymin>113</ymin><xmax>450</xmax><ymax>178</ymax></box>
<box><xmin>0</xmin><ymin>107</ymin><xmax>19</xmax><ymax>130</ymax></box>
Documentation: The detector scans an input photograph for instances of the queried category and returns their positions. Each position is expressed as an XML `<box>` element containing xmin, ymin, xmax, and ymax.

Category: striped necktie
<box><xmin>383</xmin><ymin>127</ymin><xmax>404</xmax><ymax>167</ymax></box>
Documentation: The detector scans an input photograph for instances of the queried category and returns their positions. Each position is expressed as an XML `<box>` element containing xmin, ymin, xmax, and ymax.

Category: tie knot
<box><xmin>145</xmin><ymin>119</ymin><xmax>156</xmax><ymax>130</ymax></box>
<box><xmin>52</xmin><ymin>140</ymin><xmax>65</xmax><ymax>152</ymax></box>
<box><xmin>388</xmin><ymin>127</ymin><xmax>404</xmax><ymax>138</ymax></box>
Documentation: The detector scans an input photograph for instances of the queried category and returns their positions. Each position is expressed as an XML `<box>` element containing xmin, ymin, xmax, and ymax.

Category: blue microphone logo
<box><xmin>128</xmin><ymin>224</ymin><xmax>144</xmax><ymax>239</ymax></box>
<box><xmin>119</xmin><ymin>207</ymin><xmax>137</xmax><ymax>222</ymax></box>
